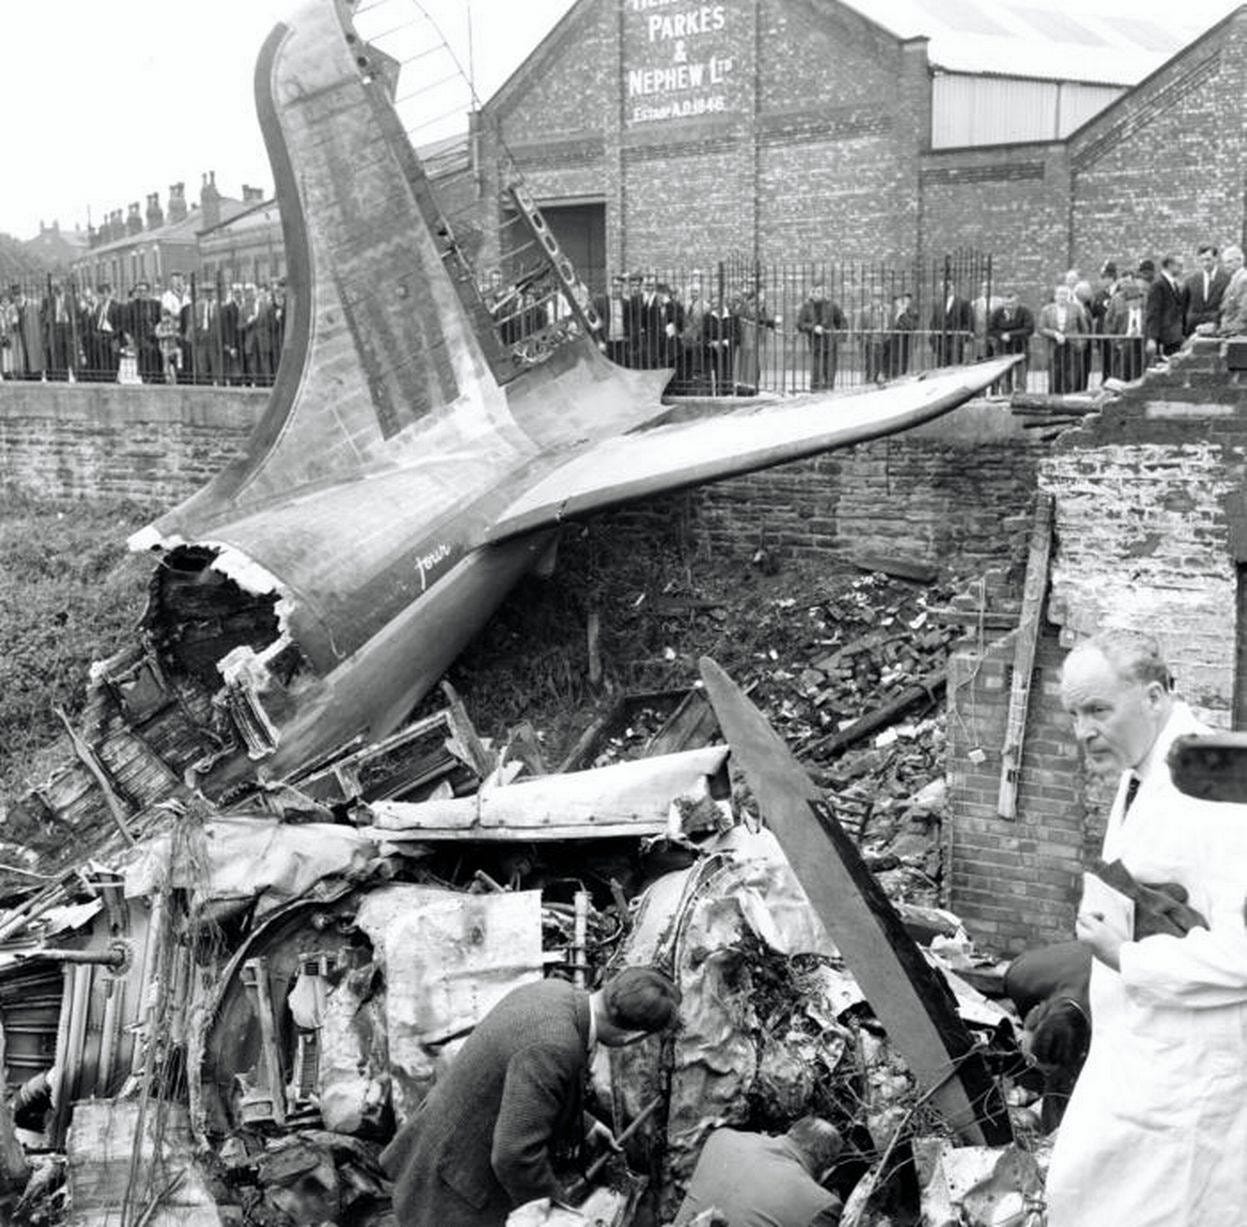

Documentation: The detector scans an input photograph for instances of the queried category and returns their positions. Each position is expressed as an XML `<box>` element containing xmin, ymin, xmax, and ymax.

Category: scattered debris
<box><xmin>1</xmin><ymin>539</ymin><xmax>1048</xmax><ymax>1227</ymax></box>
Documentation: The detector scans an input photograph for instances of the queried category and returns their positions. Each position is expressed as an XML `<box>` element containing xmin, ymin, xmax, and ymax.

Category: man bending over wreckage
<box><xmin>381</xmin><ymin>966</ymin><xmax>680</xmax><ymax>1226</ymax></box>
<box><xmin>671</xmin><ymin>1116</ymin><xmax>845</xmax><ymax>1227</ymax></box>
<box><xmin>1045</xmin><ymin>628</ymin><xmax>1247</xmax><ymax>1227</ymax></box>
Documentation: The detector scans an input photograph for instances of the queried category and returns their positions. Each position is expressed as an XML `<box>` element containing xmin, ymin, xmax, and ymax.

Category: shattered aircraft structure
<box><xmin>0</xmin><ymin>4</ymin><xmax>1038</xmax><ymax>1222</ymax></box>
<box><xmin>7</xmin><ymin>0</ymin><xmax>1013</xmax><ymax>866</ymax></box>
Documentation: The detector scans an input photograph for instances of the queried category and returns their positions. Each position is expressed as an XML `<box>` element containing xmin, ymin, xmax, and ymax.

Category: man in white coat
<box><xmin>1047</xmin><ymin>629</ymin><xmax>1247</xmax><ymax>1227</ymax></box>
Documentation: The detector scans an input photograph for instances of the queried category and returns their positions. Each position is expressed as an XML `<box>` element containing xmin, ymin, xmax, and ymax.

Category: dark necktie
<box><xmin>1122</xmin><ymin>774</ymin><xmax>1141</xmax><ymax>817</ymax></box>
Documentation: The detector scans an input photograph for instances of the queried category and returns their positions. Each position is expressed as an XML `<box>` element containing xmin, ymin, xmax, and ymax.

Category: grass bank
<box><xmin>0</xmin><ymin>495</ymin><xmax>151</xmax><ymax>799</ymax></box>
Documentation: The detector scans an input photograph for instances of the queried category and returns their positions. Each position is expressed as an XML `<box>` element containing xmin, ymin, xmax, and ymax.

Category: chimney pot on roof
<box><xmin>168</xmin><ymin>182</ymin><xmax>187</xmax><ymax>223</ymax></box>
<box><xmin>146</xmin><ymin>192</ymin><xmax>164</xmax><ymax>230</ymax></box>
<box><xmin>200</xmin><ymin>172</ymin><xmax>222</xmax><ymax>230</ymax></box>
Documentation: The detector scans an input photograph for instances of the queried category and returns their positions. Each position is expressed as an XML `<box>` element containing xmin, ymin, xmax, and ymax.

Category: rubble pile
<box><xmin>555</xmin><ymin>569</ymin><xmax>966</xmax><ymax>909</ymax></box>
<box><xmin>0</xmin><ymin>542</ymin><xmax>1042</xmax><ymax>1227</ymax></box>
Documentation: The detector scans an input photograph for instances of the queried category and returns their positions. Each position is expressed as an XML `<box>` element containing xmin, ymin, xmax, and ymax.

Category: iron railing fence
<box><xmin>0</xmin><ymin>260</ymin><xmax>1153</xmax><ymax>396</ymax></box>
<box><xmin>0</xmin><ymin>271</ymin><xmax>287</xmax><ymax>387</ymax></box>
<box><xmin>541</xmin><ymin>251</ymin><xmax>997</xmax><ymax>395</ymax></box>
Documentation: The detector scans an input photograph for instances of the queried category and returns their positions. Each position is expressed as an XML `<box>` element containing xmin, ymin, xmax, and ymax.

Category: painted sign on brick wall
<box><xmin>624</xmin><ymin>0</ymin><xmax>743</xmax><ymax>125</ymax></box>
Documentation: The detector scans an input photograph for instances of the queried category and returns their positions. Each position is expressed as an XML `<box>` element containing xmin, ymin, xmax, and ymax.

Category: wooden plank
<box><xmin>556</xmin><ymin>698</ymin><xmax>628</xmax><ymax>773</ymax></box>
<box><xmin>996</xmin><ymin>493</ymin><xmax>1054</xmax><ymax>820</ymax></box>
<box><xmin>644</xmin><ymin>688</ymin><xmax>720</xmax><ymax>757</ymax></box>
<box><xmin>851</xmin><ymin>552</ymin><xmax>939</xmax><ymax>583</ymax></box>
<box><xmin>441</xmin><ymin>682</ymin><xmax>495</xmax><ymax>779</ymax></box>
<box><xmin>700</xmin><ymin>656</ymin><xmax>1011</xmax><ymax>1147</ymax></box>
<box><xmin>923</xmin><ymin>607</ymin><xmax>1018</xmax><ymax>630</ymax></box>
<box><xmin>801</xmin><ymin>667</ymin><xmax>946</xmax><ymax>760</ymax></box>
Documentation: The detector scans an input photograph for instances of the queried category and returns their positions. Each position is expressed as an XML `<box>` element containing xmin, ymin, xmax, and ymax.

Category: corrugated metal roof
<box><xmin>931</xmin><ymin>75</ymin><xmax>1123</xmax><ymax>146</ymax></box>
<box><xmin>839</xmin><ymin>0</ymin><xmax>1244</xmax><ymax>84</ymax></box>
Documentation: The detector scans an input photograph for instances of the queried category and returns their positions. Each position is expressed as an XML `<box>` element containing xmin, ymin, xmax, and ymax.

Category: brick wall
<box><xmin>0</xmin><ymin>382</ymin><xmax>1042</xmax><ymax>586</ymax></box>
<box><xmin>947</xmin><ymin>340</ymin><xmax>1247</xmax><ymax>952</ymax></box>
<box><xmin>947</xmin><ymin>626</ymin><xmax>1092</xmax><ymax>952</ymax></box>
<box><xmin>604</xmin><ymin>401</ymin><xmax>1044</xmax><ymax>576</ymax></box>
<box><xmin>754</xmin><ymin>0</ymin><xmax>923</xmax><ymax>265</ymax></box>
<box><xmin>471</xmin><ymin>1</ymin><xmax>1247</xmax><ymax>298</ymax></box>
<box><xmin>918</xmin><ymin>144</ymin><xmax>1070</xmax><ymax>303</ymax></box>
<box><xmin>1069</xmin><ymin>12</ymin><xmax>1247</xmax><ymax>273</ymax></box>
<box><xmin>478</xmin><ymin>0</ymin><xmax>933</xmax><ymax>272</ymax></box>
<box><xmin>0</xmin><ymin>384</ymin><xmax>263</xmax><ymax>506</ymax></box>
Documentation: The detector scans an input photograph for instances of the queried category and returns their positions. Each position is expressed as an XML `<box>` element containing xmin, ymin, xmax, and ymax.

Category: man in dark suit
<box><xmin>631</xmin><ymin>273</ymin><xmax>666</xmax><ymax>369</ymax></box>
<box><xmin>986</xmin><ymin>291</ymin><xmax>1035</xmax><ymax>393</ymax></box>
<box><xmin>40</xmin><ymin>281</ymin><xmax>77</xmax><ymax>381</ymax></box>
<box><xmin>189</xmin><ymin>284</ymin><xmax>223</xmax><ymax>385</ymax></box>
<box><xmin>381</xmin><ymin>967</ymin><xmax>679</xmax><ymax>1227</ymax></box>
<box><xmin>673</xmin><ymin>1117</ymin><xmax>845</xmax><ymax>1227</ymax></box>
<box><xmin>1145</xmin><ymin>253</ymin><xmax>1187</xmax><ymax>360</ymax></box>
<box><xmin>85</xmin><ymin>283</ymin><xmax>124</xmax><ymax>382</ymax></box>
<box><xmin>1103</xmin><ymin>273</ymin><xmax>1147</xmax><ymax>382</ymax></box>
<box><xmin>126</xmin><ymin>282</ymin><xmax>163</xmax><ymax>383</ymax></box>
<box><xmin>797</xmin><ymin>283</ymin><xmax>846</xmax><ymax>391</ymax></box>
<box><xmin>930</xmin><ymin>285</ymin><xmax>974</xmax><ymax>366</ymax></box>
<box><xmin>1183</xmin><ymin>244</ymin><xmax>1229</xmax><ymax>337</ymax></box>
<box><xmin>220</xmin><ymin>284</ymin><xmax>245</xmax><ymax>385</ymax></box>
<box><xmin>884</xmin><ymin>291</ymin><xmax>916</xmax><ymax>378</ymax></box>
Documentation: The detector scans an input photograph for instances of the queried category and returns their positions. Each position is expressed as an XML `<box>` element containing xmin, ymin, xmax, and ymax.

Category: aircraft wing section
<box><xmin>485</xmin><ymin>358</ymin><xmax>1017</xmax><ymax>543</ymax></box>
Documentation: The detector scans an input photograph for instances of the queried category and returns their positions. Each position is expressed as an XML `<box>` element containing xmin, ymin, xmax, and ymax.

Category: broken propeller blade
<box><xmin>699</xmin><ymin>655</ymin><xmax>1011</xmax><ymax>1148</ymax></box>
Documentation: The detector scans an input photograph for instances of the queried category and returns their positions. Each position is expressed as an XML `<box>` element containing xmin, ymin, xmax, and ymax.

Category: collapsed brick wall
<box><xmin>947</xmin><ymin>340</ymin><xmax>1247</xmax><ymax>953</ymax></box>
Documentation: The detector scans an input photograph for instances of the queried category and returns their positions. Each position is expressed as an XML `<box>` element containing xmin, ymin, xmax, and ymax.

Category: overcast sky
<box><xmin>0</xmin><ymin>0</ymin><xmax>577</xmax><ymax>240</ymax></box>
<box><xmin>0</xmin><ymin>0</ymin><xmax>1234</xmax><ymax>240</ymax></box>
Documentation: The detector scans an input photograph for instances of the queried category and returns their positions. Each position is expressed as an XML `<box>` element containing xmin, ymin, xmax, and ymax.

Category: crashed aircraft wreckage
<box><xmin>0</xmin><ymin>0</ymin><xmax>1032</xmax><ymax>1223</ymax></box>
<box><xmin>6</xmin><ymin>0</ymin><xmax>1014</xmax><ymax>871</ymax></box>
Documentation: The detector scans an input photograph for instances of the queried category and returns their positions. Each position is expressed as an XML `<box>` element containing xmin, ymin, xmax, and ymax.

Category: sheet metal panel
<box><xmin>932</xmin><ymin>74</ymin><xmax>1121</xmax><ymax>147</ymax></box>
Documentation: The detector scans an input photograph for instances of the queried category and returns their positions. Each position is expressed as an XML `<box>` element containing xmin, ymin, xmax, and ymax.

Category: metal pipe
<box><xmin>569</xmin><ymin>1095</ymin><xmax>664</xmax><ymax>1198</ymax></box>
<box><xmin>97</xmin><ymin>979</ymin><xmax>125</xmax><ymax>1094</ymax></box>
<box><xmin>33</xmin><ymin>944</ymin><xmax>126</xmax><ymax>968</ymax></box>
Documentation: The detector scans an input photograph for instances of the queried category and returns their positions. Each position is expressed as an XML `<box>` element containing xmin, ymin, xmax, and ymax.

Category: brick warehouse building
<box><xmin>461</xmin><ymin>0</ymin><xmax>1247</xmax><ymax>294</ymax></box>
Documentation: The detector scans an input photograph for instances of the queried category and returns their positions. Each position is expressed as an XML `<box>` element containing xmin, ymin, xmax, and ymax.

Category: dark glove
<box><xmin>1092</xmin><ymin>860</ymin><xmax>1209</xmax><ymax>940</ymax></box>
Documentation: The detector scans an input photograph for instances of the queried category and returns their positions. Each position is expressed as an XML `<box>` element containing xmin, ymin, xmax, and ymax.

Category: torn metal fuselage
<box><xmin>12</xmin><ymin>0</ymin><xmax>1014</xmax><ymax>849</ymax></box>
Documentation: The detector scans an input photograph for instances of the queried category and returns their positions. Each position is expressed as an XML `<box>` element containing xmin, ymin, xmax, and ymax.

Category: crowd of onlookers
<box><xmin>0</xmin><ymin>275</ymin><xmax>287</xmax><ymax>386</ymax></box>
<box><xmin>490</xmin><ymin>242</ymin><xmax>1247</xmax><ymax>396</ymax></box>
<box><xmin>980</xmin><ymin>243</ymin><xmax>1247</xmax><ymax>394</ymax></box>
<box><xmin>7</xmin><ymin>244</ymin><xmax>1242</xmax><ymax>397</ymax></box>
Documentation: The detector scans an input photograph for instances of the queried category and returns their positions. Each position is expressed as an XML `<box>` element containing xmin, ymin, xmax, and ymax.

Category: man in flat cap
<box><xmin>382</xmin><ymin>966</ymin><xmax>681</xmax><ymax>1226</ymax></box>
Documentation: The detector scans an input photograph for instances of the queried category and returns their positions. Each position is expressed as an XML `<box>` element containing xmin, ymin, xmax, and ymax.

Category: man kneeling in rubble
<box><xmin>381</xmin><ymin>966</ymin><xmax>680</xmax><ymax>1226</ymax></box>
<box><xmin>670</xmin><ymin>1116</ymin><xmax>845</xmax><ymax>1227</ymax></box>
<box><xmin>1046</xmin><ymin>629</ymin><xmax>1247</xmax><ymax>1227</ymax></box>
